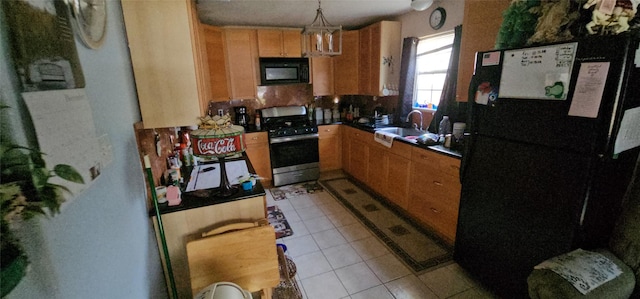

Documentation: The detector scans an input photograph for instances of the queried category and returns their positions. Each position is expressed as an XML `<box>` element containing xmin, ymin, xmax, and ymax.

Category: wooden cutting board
<box><xmin>186</xmin><ymin>223</ymin><xmax>279</xmax><ymax>295</ymax></box>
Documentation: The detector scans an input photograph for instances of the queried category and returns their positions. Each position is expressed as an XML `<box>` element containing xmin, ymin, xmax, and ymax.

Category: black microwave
<box><xmin>259</xmin><ymin>57</ymin><xmax>310</xmax><ymax>85</ymax></box>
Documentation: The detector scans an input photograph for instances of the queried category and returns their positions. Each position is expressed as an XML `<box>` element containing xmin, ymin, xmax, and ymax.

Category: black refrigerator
<box><xmin>454</xmin><ymin>32</ymin><xmax>640</xmax><ymax>298</ymax></box>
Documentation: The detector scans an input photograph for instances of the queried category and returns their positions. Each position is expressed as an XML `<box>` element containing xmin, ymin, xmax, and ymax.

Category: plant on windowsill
<box><xmin>0</xmin><ymin>105</ymin><xmax>84</xmax><ymax>297</ymax></box>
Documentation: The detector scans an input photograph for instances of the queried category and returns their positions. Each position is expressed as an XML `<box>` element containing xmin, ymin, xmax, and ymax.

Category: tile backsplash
<box><xmin>207</xmin><ymin>84</ymin><xmax>400</xmax><ymax>125</ymax></box>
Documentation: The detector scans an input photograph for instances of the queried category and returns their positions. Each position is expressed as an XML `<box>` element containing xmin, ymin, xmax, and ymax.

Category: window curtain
<box><xmin>396</xmin><ymin>37</ymin><xmax>419</xmax><ymax>125</ymax></box>
<box><xmin>428</xmin><ymin>24</ymin><xmax>463</xmax><ymax>133</ymax></box>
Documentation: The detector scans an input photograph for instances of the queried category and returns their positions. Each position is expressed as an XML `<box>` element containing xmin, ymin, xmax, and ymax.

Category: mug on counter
<box><xmin>453</xmin><ymin>122</ymin><xmax>466</xmax><ymax>139</ymax></box>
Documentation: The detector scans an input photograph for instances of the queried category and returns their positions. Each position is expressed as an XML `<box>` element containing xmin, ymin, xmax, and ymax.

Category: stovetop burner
<box><xmin>261</xmin><ymin>106</ymin><xmax>318</xmax><ymax>138</ymax></box>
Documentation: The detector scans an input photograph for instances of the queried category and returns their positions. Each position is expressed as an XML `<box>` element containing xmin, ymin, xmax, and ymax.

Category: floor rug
<box><xmin>319</xmin><ymin>177</ymin><xmax>453</xmax><ymax>273</ymax></box>
<box><xmin>267</xmin><ymin>205</ymin><xmax>293</xmax><ymax>239</ymax></box>
<box><xmin>269</xmin><ymin>181</ymin><xmax>323</xmax><ymax>201</ymax></box>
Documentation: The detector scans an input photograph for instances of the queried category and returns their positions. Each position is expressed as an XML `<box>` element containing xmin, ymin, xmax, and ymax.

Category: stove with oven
<box><xmin>260</xmin><ymin>106</ymin><xmax>319</xmax><ymax>186</ymax></box>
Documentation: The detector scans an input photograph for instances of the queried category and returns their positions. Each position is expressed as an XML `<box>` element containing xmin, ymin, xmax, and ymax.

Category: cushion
<box><xmin>528</xmin><ymin>249</ymin><xmax>636</xmax><ymax>299</ymax></box>
<box><xmin>609</xmin><ymin>157</ymin><xmax>640</xmax><ymax>297</ymax></box>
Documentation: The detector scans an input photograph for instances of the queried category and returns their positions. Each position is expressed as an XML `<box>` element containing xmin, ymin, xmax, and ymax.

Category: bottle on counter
<box><xmin>315</xmin><ymin>107</ymin><xmax>323</xmax><ymax>125</ymax></box>
<box><xmin>255</xmin><ymin>110</ymin><xmax>261</xmax><ymax>130</ymax></box>
<box><xmin>179</xmin><ymin>128</ymin><xmax>192</xmax><ymax>166</ymax></box>
<box><xmin>438</xmin><ymin>116</ymin><xmax>451</xmax><ymax>141</ymax></box>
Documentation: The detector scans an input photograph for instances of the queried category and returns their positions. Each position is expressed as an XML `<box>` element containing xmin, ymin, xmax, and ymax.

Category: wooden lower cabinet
<box><xmin>346</xmin><ymin>127</ymin><xmax>372</xmax><ymax>183</ymax></box>
<box><xmin>350</xmin><ymin>139</ymin><xmax>369</xmax><ymax>183</ymax></box>
<box><xmin>409</xmin><ymin>147</ymin><xmax>461</xmax><ymax>243</ymax></box>
<box><xmin>244</xmin><ymin>132</ymin><xmax>272</xmax><ymax>187</ymax></box>
<box><xmin>319</xmin><ymin>125</ymin><xmax>342</xmax><ymax>171</ymax></box>
<box><xmin>152</xmin><ymin>196</ymin><xmax>266</xmax><ymax>299</ymax></box>
<box><xmin>367</xmin><ymin>144</ymin><xmax>389</xmax><ymax>196</ymax></box>
<box><xmin>340</xmin><ymin>125</ymin><xmax>462</xmax><ymax>244</ymax></box>
<box><xmin>341</xmin><ymin>126</ymin><xmax>352</xmax><ymax>174</ymax></box>
<box><xmin>386</xmin><ymin>152</ymin><xmax>411</xmax><ymax>210</ymax></box>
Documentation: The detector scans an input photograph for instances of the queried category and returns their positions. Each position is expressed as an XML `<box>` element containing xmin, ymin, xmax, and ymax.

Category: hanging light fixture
<box><xmin>302</xmin><ymin>0</ymin><xmax>342</xmax><ymax>57</ymax></box>
<box><xmin>411</xmin><ymin>0</ymin><xmax>434</xmax><ymax>11</ymax></box>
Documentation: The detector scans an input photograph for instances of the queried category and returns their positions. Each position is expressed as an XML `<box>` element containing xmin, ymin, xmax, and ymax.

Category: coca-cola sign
<box><xmin>192</xmin><ymin>135</ymin><xmax>245</xmax><ymax>157</ymax></box>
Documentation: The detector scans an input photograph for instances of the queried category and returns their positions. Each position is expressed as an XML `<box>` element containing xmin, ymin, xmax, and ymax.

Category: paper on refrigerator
<box><xmin>499</xmin><ymin>42</ymin><xmax>577</xmax><ymax>100</ymax></box>
<box><xmin>614</xmin><ymin>106</ymin><xmax>640</xmax><ymax>155</ymax></box>
<box><xmin>568</xmin><ymin>62</ymin><xmax>610</xmax><ymax>118</ymax></box>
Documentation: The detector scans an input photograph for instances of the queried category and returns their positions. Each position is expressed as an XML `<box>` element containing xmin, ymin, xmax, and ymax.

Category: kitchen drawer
<box><xmin>351</xmin><ymin>128</ymin><xmax>372</xmax><ymax>143</ymax></box>
<box><xmin>318</xmin><ymin>125</ymin><xmax>341</xmax><ymax>137</ymax></box>
<box><xmin>388</xmin><ymin>141</ymin><xmax>412</xmax><ymax>160</ymax></box>
<box><xmin>411</xmin><ymin>147</ymin><xmax>441</xmax><ymax>165</ymax></box>
<box><xmin>412</xmin><ymin>147</ymin><xmax>461</xmax><ymax>178</ymax></box>
<box><xmin>412</xmin><ymin>168</ymin><xmax>460</xmax><ymax>202</ymax></box>
<box><xmin>418</xmin><ymin>195</ymin><xmax>459</xmax><ymax>241</ymax></box>
<box><xmin>244</xmin><ymin>132</ymin><xmax>268</xmax><ymax>145</ymax></box>
<box><xmin>438</xmin><ymin>155</ymin><xmax>461</xmax><ymax>178</ymax></box>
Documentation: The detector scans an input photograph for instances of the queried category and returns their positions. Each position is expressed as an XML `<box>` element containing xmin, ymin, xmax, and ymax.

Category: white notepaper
<box><xmin>499</xmin><ymin>42</ymin><xmax>577</xmax><ymax>100</ymax></box>
<box><xmin>568</xmin><ymin>62</ymin><xmax>610</xmax><ymax>118</ymax></box>
<box><xmin>22</xmin><ymin>89</ymin><xmax>104</xmax><ymax>203</ymax></box>
<box><xmin>185</xmin><ymin>160</ymin><xmax>250</xmax><ymax>192</ymax></box>
<box><xmin>614</xmin><ymin>106</ymin><xmax>640</xmax><ymax>154</ymax></box>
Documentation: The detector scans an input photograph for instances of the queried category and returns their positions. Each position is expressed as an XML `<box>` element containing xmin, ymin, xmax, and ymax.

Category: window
<box><xmin>413</xmin><ymin>32</ymin><xmax>455</xmax><ymax>110</ymax></box>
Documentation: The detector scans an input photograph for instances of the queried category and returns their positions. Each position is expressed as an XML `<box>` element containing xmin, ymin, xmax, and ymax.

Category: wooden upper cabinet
<box><xmin>202</xmin><ymin>25</ymin><xmax>230</xmax><ymax>103</ymax></box>
<box><xmin>358</xmin><ymin>21</ymin><xmax>401</xmax><ymax>96</ymax></box>
<box><xmin>282</xmin><ymin>30</ymin><xmax>302</xmax><ymax>57</ymax></box>
<box><xmin>358</xmin><ymin>26</ymin><xmax>372</xmax><ymax>95</ymax></box>
<box><xmin>122</xmin><ymin>0</ymin><xmax>208</xmax><ymax>128</ymax></box>
<box><xmin>456</xmin><ymin>0</ymin><xmax>511</xmax><ymax>102</ymax></box>
<box><xmin>333</xmin><ymin>30</ymin><xmax>359</xmax><ymax>95</ymax></box>
<box><xmin>225</xmin><ymin>28</ymin><xmax>259</xmax><ymax>99</ymax></box>
<box><xmin>257</xmin><ymin>29</ymin><xmax>302</xmax><ymax>57</ymax></box>
<box><xmin>311</xmin><ymin>57</ymin><xmax>334</xmax><ymax>96</ymax></box>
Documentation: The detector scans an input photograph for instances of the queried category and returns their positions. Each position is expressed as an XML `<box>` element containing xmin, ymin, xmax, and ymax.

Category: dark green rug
<box><xmin>319</xmin><ymin>177</ymin><xmax>453</xmax><ymax>273</ymax></box>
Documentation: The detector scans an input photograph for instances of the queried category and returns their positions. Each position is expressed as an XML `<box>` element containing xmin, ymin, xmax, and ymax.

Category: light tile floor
<box><xmin>266</xmin><ymin>171</ymin><xmax>500</xmax><ymax>299</ymax></box>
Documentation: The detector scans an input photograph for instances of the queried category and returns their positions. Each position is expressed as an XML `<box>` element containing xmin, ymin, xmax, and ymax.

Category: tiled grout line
<box><xmin>269</xmin><ymin>186</ymin><xmax>486</xmax><ymax>299</ymax></box>
<box><xmin>286</xmin><ymin>192</ymin><xmax>399</xmax><ymax>298</ymax></box>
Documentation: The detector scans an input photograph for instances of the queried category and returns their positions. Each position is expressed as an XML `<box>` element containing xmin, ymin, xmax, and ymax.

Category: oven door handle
<box><xmin>270</xmin><ymin>133</ymin><xmax>319</xmax><ymax>144</ymax></box>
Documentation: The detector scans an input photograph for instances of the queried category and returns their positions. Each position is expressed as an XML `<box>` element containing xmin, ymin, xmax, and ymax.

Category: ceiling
<box><xmin>196</xmin><ymin>0</ymin><xmax>417</xmax><ymax>30</ymax></box>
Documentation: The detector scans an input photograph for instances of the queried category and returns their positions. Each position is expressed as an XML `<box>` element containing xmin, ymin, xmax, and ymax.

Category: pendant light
<box><xmin>411</xmin><ymin>0</ymin><xmax>434</xmax><ymax>11</ymax></box>
<box><xmin>302</xmin><ymin>0</ymin><xmax>342</xmax><ymax>57</ymax></box>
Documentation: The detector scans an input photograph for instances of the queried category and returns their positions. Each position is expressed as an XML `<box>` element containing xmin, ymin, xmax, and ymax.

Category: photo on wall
<box><xmin>3</xmin><ymin>0</ymin><xmax>85</xmax><ymax>92</ymax></box>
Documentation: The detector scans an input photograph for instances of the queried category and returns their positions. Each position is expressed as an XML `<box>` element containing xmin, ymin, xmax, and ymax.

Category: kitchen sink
<box><xmin>375</xmin><ymin>127</ymin><xmax>442</xmax><ymax>145</ymax></box>
<box><xmin>375</xmin><ymin>127</ymin><xmax>425</xmax><ymax>138</ymax></box>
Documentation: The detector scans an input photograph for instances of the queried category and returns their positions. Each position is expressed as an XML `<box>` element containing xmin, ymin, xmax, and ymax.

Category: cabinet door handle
<box><xmin>252</xmin><ymin>137</ymin><xmax>259</xmax><ymax>140</ymax></box>
<box><xmin>433</xmin><ymin>181</ymin><xmax>443</xmax><ymax>186</ymax></box>
<box><xmin>325</xmin><ymin>129</ymin><xmax>331</xmax><ymax>132</ymax></box>
<box><xmin>430</xmin><ymin>208</ymin><xmax>441</xmax><ymax>214</ymax></box>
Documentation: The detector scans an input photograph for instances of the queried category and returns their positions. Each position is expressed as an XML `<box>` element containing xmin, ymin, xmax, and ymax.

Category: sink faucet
<box><xmin>406</xmin><ymin>110</ymin><xmax>423</xmax><ymax>131</ymax></box>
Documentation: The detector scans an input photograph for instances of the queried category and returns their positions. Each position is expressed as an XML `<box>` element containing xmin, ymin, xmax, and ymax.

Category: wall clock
<box><xmin>429</xmin><ymin>7</ymin><xmax>446</xmax><ymax>30</ymax></box>
<box><xmin>67</xmin><ymin>0</ymin><xmax>107</xmax><ymax>49</ymax></box>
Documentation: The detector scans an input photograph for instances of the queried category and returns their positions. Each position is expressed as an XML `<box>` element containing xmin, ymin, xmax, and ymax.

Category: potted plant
<box><xmin>0</xmin><ymin>105</ymin><xmax>84</xmax><ymax>297</ymax></box>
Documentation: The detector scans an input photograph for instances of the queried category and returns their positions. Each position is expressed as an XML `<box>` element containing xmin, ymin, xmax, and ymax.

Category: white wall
<box><xmin>397</xmin><ymin>0</ymin><xmax>465</xmax><ymax>39</ymax></box>
<box><xmin>1</xmin><ymin>1</ymin><xmax>167</xmax><ymax>298</ymax></box>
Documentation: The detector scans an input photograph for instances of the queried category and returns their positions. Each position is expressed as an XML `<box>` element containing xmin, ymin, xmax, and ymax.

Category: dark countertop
<box><xmin>247</xmin><ymin>121</ymin><xmax>463</xmax><ymax>158</ymax></box>
<box><xmin>336</xmin><ymin>122</ymin><xmax>463</xmax><ymax>159</ymax></box>
<box><xmin>149</xmin><ymin>154</ymin><xmax>266</xmax><ymax>216</ymax></box>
